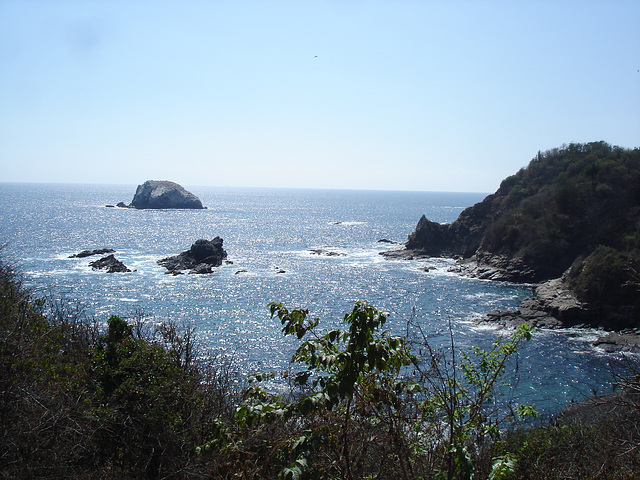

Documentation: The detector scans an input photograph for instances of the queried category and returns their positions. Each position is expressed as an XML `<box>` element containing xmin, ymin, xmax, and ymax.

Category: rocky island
<box><xmin>158</xmin><ymin>238</ymin><xmax>228</xmax><ymax>274</ymax></box>
<box><xmin>117</xmin><ymin>180</ymin><xmax>205</xmax><ymax>209</ymax></box>
<box><xmin>386</xmin><ymin>141</ymin><xmax>640</xmax><ymax>345</ymax></box>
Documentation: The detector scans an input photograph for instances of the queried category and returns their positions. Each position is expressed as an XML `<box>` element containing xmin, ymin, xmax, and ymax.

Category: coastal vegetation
<box><xmin>483</xmin><ymin>141</ymin><xmax>640</xmax><ymax>281</ymax></box>
<box><xmin>2</xmin><ymin>255</ymin><xmax>640</xmax><ymax>479</ymax></box>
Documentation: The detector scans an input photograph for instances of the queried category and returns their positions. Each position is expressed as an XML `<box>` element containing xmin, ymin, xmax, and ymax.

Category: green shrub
<box><xmin>566</xmin><ymin>246</ymin><xmax>640</xmax><ymax>305</ymax></box>
<box><xmin>0</xmin><ymin>256</ymin><xmax>236</xmax><ymax>479</ymax></box>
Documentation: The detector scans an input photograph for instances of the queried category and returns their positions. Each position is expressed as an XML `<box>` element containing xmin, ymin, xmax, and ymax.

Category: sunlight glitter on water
<box><xmin>1</xmin><ymin>183</ymin><xmax>635</xmax><ymax>417</ymax></box>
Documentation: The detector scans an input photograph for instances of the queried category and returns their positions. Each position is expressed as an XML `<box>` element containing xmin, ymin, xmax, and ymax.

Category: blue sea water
<box><xmin>0</xmin><ymin>182</ymin><xmax>627</xmax><ymax>418</ymax></box>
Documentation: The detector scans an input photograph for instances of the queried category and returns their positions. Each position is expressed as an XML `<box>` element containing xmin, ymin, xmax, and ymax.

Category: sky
<box><xmin>1</xmin><ymin>1</ymin><xmax>639</xmax><ymax>193</ymax></box>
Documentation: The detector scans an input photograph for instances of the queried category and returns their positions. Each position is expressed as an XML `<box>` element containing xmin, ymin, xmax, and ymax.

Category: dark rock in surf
<box><xmin>309</xmin><ymin>249</ymin><xmax>346</xmax><ymax>257</ymax></box>
<box><xmin>377</xmin><ymin>238</ymin><xmax>403</xmax><ymax>245</ymax></box>
<box><xmin>158</xmin><ymin>238</ymin><xmax>227</xmax><ymax>274</ymax></box>
<box><xmin>70</xmin><ymin>248</ymin><xmax>116</xmax><ymax>258</ymax></box>
<box><xmin>89</xmin><ymin>254</ymin><xmax>131</xmax><ymax>273</ymax></box>
<box><xmin>120</xmin><ymin>180</ymin><xmax>205</xmax><ymax>209</ymax></box>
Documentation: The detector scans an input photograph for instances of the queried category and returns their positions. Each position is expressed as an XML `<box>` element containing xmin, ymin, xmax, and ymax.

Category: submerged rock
<box><xmin>120</xmin><ymin>180</ymin><xmax>205</xmax><ymax>209</ymax></box>
<box><xmin>158</xmin><ymin>238</ymin><xmax>227</xmax><ymax>274</ymax></box>
<box><xmin>309</xmin><ymin>249</ymin><xmax>346</xmax><ymax>257</ymax></box>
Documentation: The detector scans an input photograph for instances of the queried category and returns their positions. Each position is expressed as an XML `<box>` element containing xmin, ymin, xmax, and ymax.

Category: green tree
<box><xmin>234</xmin><ymin>302</ymin><xmax>536</xmax><ymax>480</ymax></box>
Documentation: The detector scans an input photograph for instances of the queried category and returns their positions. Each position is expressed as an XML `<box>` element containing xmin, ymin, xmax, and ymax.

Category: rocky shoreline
<box><xmin>474</xmin><ymin>277</ymin><xmax>640</xmax><ymax>353</ymax></box>
<box><xmin>382</xmin><ymin>246</ymin><xmax>640</xmax><ymax>353</ymax></box>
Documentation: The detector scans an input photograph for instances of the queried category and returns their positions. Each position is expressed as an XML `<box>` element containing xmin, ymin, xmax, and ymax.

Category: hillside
<box><xmin>401</xmin><ymin>141</ymin><xmax>640</xmax><ymax>328</ymax></box>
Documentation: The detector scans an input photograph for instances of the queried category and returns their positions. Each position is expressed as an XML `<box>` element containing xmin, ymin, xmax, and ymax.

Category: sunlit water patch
<box><xmin>0</xmin><ymin>183</ymin><xmax>635</xmax><ymax>418</ymax></box>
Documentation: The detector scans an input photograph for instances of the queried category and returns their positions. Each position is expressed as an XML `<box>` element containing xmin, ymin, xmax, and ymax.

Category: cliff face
<box><xmin>405</xmin><ymin>141</ymin><xmax>640</xmax><ymax>283</ymax></box>
<box><xmin>406</xmin><ymin>194</ymin><xmax>495</xmax><ymax>259</ymax></box>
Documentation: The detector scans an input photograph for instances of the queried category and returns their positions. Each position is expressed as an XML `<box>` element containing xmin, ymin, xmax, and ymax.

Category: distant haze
<box><xmin>1</xmin><ymin>1</ymin><xmax>638</xmax><ymax>192</ymax></box>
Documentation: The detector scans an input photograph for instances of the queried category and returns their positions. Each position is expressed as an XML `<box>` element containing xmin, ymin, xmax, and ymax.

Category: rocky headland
<box><xmin>117</xmin><ymin>180</ymin><xmax>205</xmax><ymax>209</ymax></box>
<box><xmin>384</xmin><ymin>142</ymin><xmax>640</xmax><ymax>348</ymax></box>
<box><xmin>158</xmin><ymin>238</ymin><xmax>227</xmax><ymax>274</ymax></box>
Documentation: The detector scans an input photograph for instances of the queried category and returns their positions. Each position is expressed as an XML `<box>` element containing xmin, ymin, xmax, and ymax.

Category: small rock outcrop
<box><xmin>70</xmin><ymin>248</ymin><xmax>115</xmax><ymax>258</ymax></box>
<box><xmin>478</xmin><ymin>278</ymin><xmax>590</xmax><ymax>330</ymax></box>
<box><xmin>158</xmin><ymin>238</ymin><xmax>227</xmax><ymax>274</ymax></box>
<box><xmin>89</xmin><ymin>254</ymin><xmax>131</xmax><ymax>273</ymax></box>
<box><xmin>120</xmin><ymin>180</ymin><xmax>205</xmax><ymax>209</ymax></box>
<box><xmin>557</xmin><ymin>384</ymin><xmax>640</xmax><ymax>426</ymax></box>
<box><xmin>309</xmin><ymin>249</ymin><xmax>346</xmax><ymax>257</ymax></box>
<box><xmin>377</xmin><ymin>238</ymin><xmax>403</xmax><ymax>245</ymax></box>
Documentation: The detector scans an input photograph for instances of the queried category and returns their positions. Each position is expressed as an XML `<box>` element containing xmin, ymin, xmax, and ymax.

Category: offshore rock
<box><xmin>158</xmin><ymin>238</ymin><xmax>227</xmax><ymax>274</ymax></box>
<box><xmin>89</xmin><ymin>254</ymin><xmax>131</xmax><ymax>273</ymax></box>
<box><xmin>122</xmin><ymin>180</ymin><xmax>205</xmax><ymax>209</ymax></box>
<box><xmin>309</xmin><ymin>249</ymin><xmax>346</xmax><ymax>257</ymax></box>
<box><xmin>377</xmin><ymin>238</ymin><xmax>404</xmax><ymax>245</ymax></box>
<box><xmin>70</xmin><ymin>248</ymin><xmax>115</xmax><ymax>258</ymax></box>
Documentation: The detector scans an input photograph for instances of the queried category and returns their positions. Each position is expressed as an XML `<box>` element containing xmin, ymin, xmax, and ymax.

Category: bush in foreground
<box><xmin>0</xmin><ymin>257</ymin><xmax>235</xmax><ymax>479</ymax></box>
<box><xmin>2</xmin><ymin>254</ymin><xmax>640</xmax><ymax>479</ymax></box>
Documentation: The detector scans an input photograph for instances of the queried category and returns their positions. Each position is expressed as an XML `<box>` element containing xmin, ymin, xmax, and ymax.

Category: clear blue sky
<box><xmin>1</xmin><ymin>1</ymin><xmax>639</xmax><ymax>192</ymax></box>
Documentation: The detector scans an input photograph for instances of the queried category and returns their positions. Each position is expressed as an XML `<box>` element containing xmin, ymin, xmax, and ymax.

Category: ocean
<box><xmin>0</xmin><ymin>182</ymin><xmax>624</xmax><ymax>418</ymax></box>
